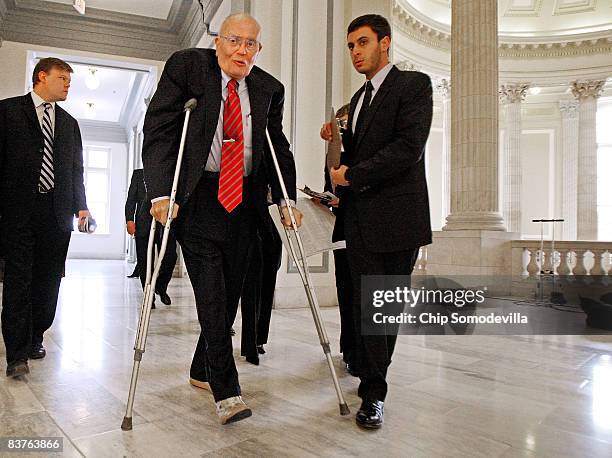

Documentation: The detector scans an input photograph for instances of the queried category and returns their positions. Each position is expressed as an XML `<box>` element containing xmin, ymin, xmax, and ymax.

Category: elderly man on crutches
<box><xmin>141</xmin><ymin>13</ymin><xmax>302</xmax><ymax>425</ymax></box>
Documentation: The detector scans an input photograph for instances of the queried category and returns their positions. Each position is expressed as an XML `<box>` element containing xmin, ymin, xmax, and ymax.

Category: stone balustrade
<box><xmin>511</xmin><ymin>240</ymin><xmax>612</xmax><ymax>277</ymax></box>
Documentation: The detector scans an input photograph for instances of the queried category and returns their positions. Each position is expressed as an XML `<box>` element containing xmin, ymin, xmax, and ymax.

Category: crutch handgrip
<box><xmin>165</xmin><ymin>98</ymin><xmax>198</xmax><ymax>227</ymax></box>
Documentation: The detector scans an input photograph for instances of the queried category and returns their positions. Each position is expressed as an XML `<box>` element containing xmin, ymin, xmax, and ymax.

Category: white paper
<box><xmin>269</xmin><ymin>197</ymin><xmax>336</xmax><ymax>258</ymax></box>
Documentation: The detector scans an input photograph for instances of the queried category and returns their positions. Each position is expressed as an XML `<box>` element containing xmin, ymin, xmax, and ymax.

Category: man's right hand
<box><xmin>151</xmin><ymin>199</ymin><xmax>179</xmax><ymax>225</ymax></box>
<box><xmin>126</xmin><ymin>221</ymin><xmax>136</xmax><ymax>235</ymax></box>
<box><xmin>320</xmin><ymin>122</ymin><xmax>333</xmax><ymax>142</ymax></box>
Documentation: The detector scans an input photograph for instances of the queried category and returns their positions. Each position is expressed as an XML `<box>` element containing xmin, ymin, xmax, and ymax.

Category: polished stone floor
<box><xmin>1</xmin><ymin>260</ymin><xmax>612</xmax><ymax>457</ymax></box>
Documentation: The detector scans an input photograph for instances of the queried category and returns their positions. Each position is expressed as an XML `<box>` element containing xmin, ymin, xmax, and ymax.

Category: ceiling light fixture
<box><xmin>85</xmin><ymin>102</ymin><xmax>96</xmax><ymax>119</ymax></box>
<box><xmin>85</xmin><ymin>68</ymin><xmax>100</xmax><ymax>90</ymax></box>
<box><xmin>73</xmin><ymin>0</ymin><xmax>86</xmax><ymax>15</ymax></box>
<box><xmin>529</xmin><ymin>87</ymin><xmax>541</xmax><ymax>95</ymax></box>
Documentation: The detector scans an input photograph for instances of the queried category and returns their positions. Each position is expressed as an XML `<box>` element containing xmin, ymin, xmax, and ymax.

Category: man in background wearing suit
<box><xmin>0</xmin><ymin>57</ymin><xmax>90</xmax><ymax>378</ymax></box>
<box><xmin>239</xmin><ymin>201</ymin><xmax>282</xmax><ymax>365</ymax></box>
<box><xmin>125</xmin><ymin>168</ymin><xmax>177</xmax><ymax>307</ymax></box>
<box><xmin>143</xmin><ymin>13</ymin><xmax>300</xmax><ymax>424</ymax></box>
<box><xmin>323</xmin><ymin>104</ymin><xmax>359</xmax><ymax>378</ymax></box>
<box><xmin>321</xmin><ymin>14</ymin><xmax>433</xmax><ymax>429</ymax></box>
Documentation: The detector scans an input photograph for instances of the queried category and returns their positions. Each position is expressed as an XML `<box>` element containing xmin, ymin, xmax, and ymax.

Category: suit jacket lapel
<box><xmin>354</xmin><ymin>66</ymin><xmax>399</xmax><ymax>151</ymax></box>
<box><xmin>53</xmin><ymin>105</ymin><xmax>69</xmax><ymax>175</ymax></box>
<box><xmin>345</xmin><ymin>87</ymin><xmax>362</xmax><ymax>156</ymax></box>
<box><xmin>23</xmin><ymin>94</ymin><xmax>42</xmax><ymax>135</ymax></box>
<box><xmin>201</xmin><ymin>60</ymin><xmax>222</xmax><ymax>157</ymax></box>
<box><xmin>245</xmin><ymin>71</ymin><xmax>269</xmax><ymax>175</ymax></box>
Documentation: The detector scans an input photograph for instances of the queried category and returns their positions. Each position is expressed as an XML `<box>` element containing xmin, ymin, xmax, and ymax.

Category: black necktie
<box><xmin>354</xmin><ymin>81</ymin><xmax>373</xmax><ymax>138</ymax></box>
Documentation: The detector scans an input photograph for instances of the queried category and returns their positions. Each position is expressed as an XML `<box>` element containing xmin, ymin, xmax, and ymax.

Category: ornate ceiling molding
<box><xmin>395</xmin><ymin>57</ymin><xmax>611</xmax><ymax>98</ymax></box>
<box><xmin>0</xmin><ymin>0</ymin><xmax>219</xmax><ymax>60</ymax></box>
<box><xmin>503</xmin><ymin>0</ymin><xmax>545</xmax><ymax>17</ymax></box>
<box><xmin>393</xmin><ymin>4</ymin><xmax>450</xmax><ymax>51</ymax></box>
<box><xmin>392</xmin><ymin>1</ymin><xmax>612</xmax><ymax>58</ymax></box>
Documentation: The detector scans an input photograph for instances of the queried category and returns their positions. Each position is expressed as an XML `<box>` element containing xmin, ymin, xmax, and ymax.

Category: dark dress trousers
<box><xmin>324</xmin><ymin>165</ymin><xmax>357</xmax><ymax>369</ymax></box>
<box><xmin>142</xmin><ymin>48</ymin><xmax>296</xmax><ymax>402</ymax></box>
<box><xmin>240</xmin><ymin>209</ymin><xmax>282</xmax><ymax>359</ymax></box>
<box><xmin>339</xmin><ymin>67</ymin><xmax>433</xmax><ymax>402</ymax></box>
<box><xmin>124</xmin><ymin>168</ymin><xmax>177</xmax><ymax>294</ymax></box>
<box><xmin>0</xmin><ymin>93</ymin><xmax>87</xmax><ymax>364</ymax></box>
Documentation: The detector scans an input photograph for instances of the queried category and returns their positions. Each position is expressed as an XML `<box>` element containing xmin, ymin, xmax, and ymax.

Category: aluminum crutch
<box><xmin>265</xmin><ymin>129</ymin><xmax>350</xmax><ymax>416</ymax></box>
<box><xmin>121</xmin><ymin>98</ymin><xmax>197</xmax><ymax>431</ymax></box>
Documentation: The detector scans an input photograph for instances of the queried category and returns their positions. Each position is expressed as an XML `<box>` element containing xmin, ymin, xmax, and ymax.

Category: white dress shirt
<box><xmin>31</xmin><ymin>91</ymin><xmax>56</xmax><ymax>135</ymax></box>
<box><xmin>352</xmin><ymin>62</ymin><xmax>394</xmax><ymax>133</ymax></box>
<box><xmin>205</xmin><ymin>71</ymin><xmax>253</xmax><ymax>176</ymax></box>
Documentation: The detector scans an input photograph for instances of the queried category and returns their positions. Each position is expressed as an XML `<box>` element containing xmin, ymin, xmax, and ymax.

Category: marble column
<box><xmin>558</xmin><ymin>99</ymin><xmax>579</xmax><ymax>241</ymax></box>
<box><xmin>571</xmin><ymin>80</ymin><xmax>605</xmax><ymax>241</ymax></box>
<box><xmin>443</xmin><ymin>0</ymin><xmax>505</xmax><ymax>231</ymax></box>
<box><xmin>436</xmin><ymin>78</ymin><xmax>451</xmax><ymax>219</ymax></box>
<box><xmin>499</xmin><ymin>83</ymin><xmax>528</xmax><ymax>234</ymax></box>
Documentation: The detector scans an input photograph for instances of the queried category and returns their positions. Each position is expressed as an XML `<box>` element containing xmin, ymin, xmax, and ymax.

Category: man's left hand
<box><xmin>280</xmin><ymin>206</ymin><xmax>303</xmax><ymax>228</ymax></box>
<box><xmin>78</xmin><ymin>210</ymin><xmax>91</xmax><ymax>225</ymax></box>
<box><xmin>330</xmin><ymin>165</ymin><xmax>350</xmax><ymax>186</ymax></box>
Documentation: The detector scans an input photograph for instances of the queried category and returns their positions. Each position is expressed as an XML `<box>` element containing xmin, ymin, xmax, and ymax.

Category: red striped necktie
<box><xmin>218</xmin><ymin>79</ymin><xmax>244</xmax><ymax>212</ymax></box>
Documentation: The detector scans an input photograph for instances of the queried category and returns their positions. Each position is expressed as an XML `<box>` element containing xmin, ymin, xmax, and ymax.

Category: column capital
<box><xmin>396</xmin><ymin>60</ymin><xmax>420</xmax><ymax>72</ymax></box>
<box><xmin>499</xmin><ymin>83</ymin><xmax>529</xmax><ymax>104</ymax></box>
<box><xmin>435</xmin><ymin>78</ymin><xmax>451</xmax><ymax>99</ymax></box>
<box><xmin>558</xmin><ymin>99</ymin><xmax>579</xmax><ymax>119</ymax></box>
<box><xmin>571</xmin><ymin>80</ymin><xmax>605</xmax><ymax>101</ymax></box>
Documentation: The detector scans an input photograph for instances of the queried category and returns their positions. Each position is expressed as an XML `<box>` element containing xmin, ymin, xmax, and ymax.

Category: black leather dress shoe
<box><xmin>6</xmin><ymin>360</ymin><xmax>29</xmax><ymax>378</ymax></box>
<box><xmin>156</xmin><ymin>290</ymin><xmax>171</xmax><ymax>305</ymax></box>
<box><xmin>356</xmin><ymin>400</ymin><xmax>384</xmax><ymax>429</ymax></box>
<box><xmin>256</xmin><ymin>345</ymin><xmax>266</xmax><ymax>355</ymax></box>
<box><xmin>245</xmin><ymin>354</ymin><xmax>259</xmax><ymax>365</ymax></box>
<box><xmin>29</xmin><ymin>343</ymin><xmax>46</xmax><ymax>360</ymax></box>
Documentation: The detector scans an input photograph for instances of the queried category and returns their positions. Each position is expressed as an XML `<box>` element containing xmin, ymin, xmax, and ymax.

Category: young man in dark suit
<box><xmin>142</xmin><ymin>13</ymin><xmax>301</xmax><ymax>424</ymax></box>
<box><xmin>125</xmin><ymin>168</ymin><xmax>177</xmax><ymax>307</ymax></box>
<box><xmin>321</xmin><ymin>14</ymin><xmax>433</xmax><ymax>429</ymax></box>
<box><xmin>0</xmin><ymin>57</ymin><xmax>90</xmax><ymax>378</ymax></box>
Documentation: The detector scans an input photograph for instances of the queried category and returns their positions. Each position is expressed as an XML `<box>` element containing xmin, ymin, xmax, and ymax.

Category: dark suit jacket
<box><xmin>341</xmin><ymin>67</ymin><xmax>433</xmax><ymax>252</ymax></box>
<box><xmin>0</xmin><ymin>93</ymin><xmax>87</xmax><ymax>232</ymax></box>
<box><xmin>142</xmin><ymin>48</ymin><xmax>296</xmax><ymax>222</ymax></box>
<box><xmin>124</xmin><ymin>168</ymin><xmax>151</xmax><ymax>238</ymax></box>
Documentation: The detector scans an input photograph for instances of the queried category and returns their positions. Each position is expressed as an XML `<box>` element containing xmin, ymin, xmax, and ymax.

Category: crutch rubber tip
<box><xmin>121</xmin><ymin>417</ymin><xmax>133</xmax><ymax>431</ymax></box>
<box><xmin>339</xmin><ymin>403</ymin><xmax>350</xmax><ymax>416</ymax></box>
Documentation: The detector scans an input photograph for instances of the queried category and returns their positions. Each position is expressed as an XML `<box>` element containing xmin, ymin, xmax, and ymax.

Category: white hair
<box><xmin>219</xmin><ymin>13</ymin><xmax>261</xmax><ymax>36</ymax></box>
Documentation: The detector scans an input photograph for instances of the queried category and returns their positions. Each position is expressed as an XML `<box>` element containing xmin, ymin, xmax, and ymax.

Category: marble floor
<box><xmin>1</xmin><ymin>260</ymin><xmax>612</xmax><ymax>457</ymax></box>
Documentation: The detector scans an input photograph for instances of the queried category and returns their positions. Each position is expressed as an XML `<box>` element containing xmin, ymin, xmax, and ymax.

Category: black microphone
<box><xmin>184</xmin><ymin>98</ymin><xmax>197</xmax><ymax>112</ymax></box>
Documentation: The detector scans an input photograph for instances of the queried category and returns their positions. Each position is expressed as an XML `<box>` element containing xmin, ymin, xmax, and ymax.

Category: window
<box><xmin>597</xmin><ymin>99</ymin><xmax>612</xmax><ymax>241</ymax></box>
<box><xmin>75</xmin><ymin>146</ymin><xmax>111</xmax><ymax>234</ymax></box>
